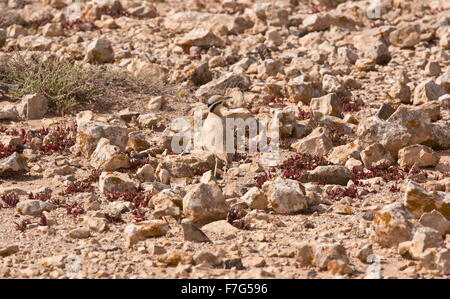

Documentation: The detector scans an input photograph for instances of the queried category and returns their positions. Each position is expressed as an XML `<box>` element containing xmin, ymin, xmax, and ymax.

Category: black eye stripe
<box><xmin>208</xmin><ymin>101</ymin><xmax>223</xmax><ymax>112</ymax></box>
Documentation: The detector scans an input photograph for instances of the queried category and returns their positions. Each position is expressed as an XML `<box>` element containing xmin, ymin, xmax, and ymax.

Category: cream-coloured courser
<box><xmin>200</xmin><ymin>96</ymin><xmax>231</xmax><ymax>173</ymax></box>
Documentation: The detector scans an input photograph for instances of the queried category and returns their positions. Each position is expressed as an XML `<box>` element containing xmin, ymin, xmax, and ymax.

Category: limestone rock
<box><xmin>420</xmin><ymin>248</ymin><xmax>450</xmax><ymax>275</ymax></box>
<box><xmin>16</xmin><ymin>93</ymin><xmax>48</xmax><ymax>120</ymax></box>
<box><xmin>136</xmin><ymin>113</ymin><xmax>158</xmax><ymax>128</ymax></box>
<box><xmin>413</xmin><ymin>79</ymin><xmax>446</xmax><ymax>105</ymax></box>
<box><xmin>398</xmin><ymin>145</ymin><xmax>439</xmax><ymax>168</ymax></box>
<box><xmin>291</xmin><ymin>127</ymin><xmax>333</xmax><ymax>157</ymax></box>
<box><xmin>195</xmin><ymin>72</ymin><xmax>250</xmax><ymax>98</ymax></box>
<box><xmin>164</xmin><ymin>12</ymin><xmax>235</xmax><ymax>32</ymax></box>
<box><xmin>0</xmin><ymin>245</ymin><xmax>19</xmax><ymax>257</ymax></box>
<box><xmin>85</xmin><ymin>38</ymin><xmax>114</xmax><ymax>64</ymax></box>
<box><xmin>182</xmin><ymin>181</ymin><xmax>229</xmax><ymax>226</ymax></box>
<box><xmin>327</xmin><ymin>142</ymin><xmax>362</xmax><ymax>165</ymax></box>
<box><xmin>373</xmin><ymin>202</ymin><xmax>415</xmax><ymax>248</ymax></box>
<box><xmin>0</xmin><ymin>104</ymin><xmax>19</xmax><ymax>121</ymax></box>
<box><xmin>389</xmin><ymin>22</ymin><xmax>421</xmax><ymax>48</ymax></box>
<box><xmin>74</xmin><ymin>119</ymin><xmax>128</xmax><ymax>158</ymax></box>
<box><xmin>181</xmin><ymin>219</ymin><xmax>211</xmax><ymax>243</ymax></box>
<box><xmin>357</xmin><ymin>116</ymin><xmax>414</xmax><ymax>159</ymax></box>
<box><xmin>201</xmin><ymin>220</ymin><xmax>239</xmax><ymax>235</ymax></box>
<box><xmin>360</xmin><ymin>143</ymin><xmax>394</xmax><ymax>168</ymax></box>
<box><xmin>399</xmin><ymin>227</ymin><xmax>444</xmax><ymax>260</ymax></box>
<box><xmin>419</xmin><ymin>210</ymin><xmax>450</xmax><ymax>236</ymax></box>
<box><xmin>16</xmin><ymin>200</ymin><xmax>55</xmax><ymax>216</ymax></box>
<box><xmin>151</xmin><ymin>189</ymin><xmax>182</xmax><ymax>220</ymax></box>
<box><xmin>286</xmin><ymin>76</ymin><xmax>315</xmax><ymax>104</ymax></box>
<box><xmin>99</xmin><ymin>171</ymin><xmax>138</xmax><ymax>194</ymax></box>
<box><xmin>124</xmin><ymin>220</ymin><xmax>170</xmax><ymax>246</ymax></box>
<box><xmin>127</xmin><ymin>132</ymin><xmax>150</xmax><ymax>152</ymax></box>
<box><xmin>310</xmin><ymin>93</ymin><xmax>342</xmax><ymax>118</ymax></box>
<box><xmin>262</xmin><ymin>177</ymin><xmax>308</xmax><ymax>214</ymax></box>
<box><xmin>194</xmin><ymin>251</ymin><xmax>222</xmax><ymax>267</ymax></box>
<box><xmin>177</xmin><ymin>29</ymin><xmax>224</xmax><ymax>49</ymax></box>
<box><xmin>68</xmin><ymin>227</ymin><xmax>91</xmax><ymax>239</ymax></box>
<box><xmin>301</xmin><ymin>166</ymin><xmax>354</xmax><ymax>186</ymax></box>
<box><xmin>387</xmin><ymin>106</ymin><xmax>433</xmax><ymax>148</ymax></box>
<box><xmin>356</xmin><ymin>244</ymin><xmax>373</xmax><ymax>263</ymax></box>
<box><xmin>90</xmin><ymin>138</ymin><xmax>130</xmax><ymax>171</ymax></box>
<box><xmin>148</xmin><ymin>96</ymin><xmax>164</xmax><ymax>112</ymax></box>
<box><xmin>425</xmin><ymin>61</ymin><xmax>441</xmax><ymax>77</ymax></box>
<box><xmin>0</xmin><ymin>152</ymin><xmax>28</xmax><ymax>175</ymax></box>
<box><xmin>136</xmin><ymin>164</ymin><xmax>155</xmax><ymax>182</ymax></box>
<box><xmin>404</xmin><ymin>180</ymin><xmax>450</xmax><ymax>220</ymax></box>
<box><xmin>241</xmin><ymin>187</ymin><xmax>268</xmax><ymax>210</ymax></box>
<box><xmin>0</xmin><ymin>29</ymin><xmax>6</xmax><ymax>47</ymax></box>
<box><xmin>313</xmin><ymin>243</ymin><xmax>350</xmax><ymax>271</ymax></box>
<box><xmin>302</xmin><ymin>13</ymin><xmax>331</xmax><ymax>32</ymax></box>
<box><xmin>389</xmin><ymin>82</ymin><xmax>411</xmax><ymax>104</ymax></box>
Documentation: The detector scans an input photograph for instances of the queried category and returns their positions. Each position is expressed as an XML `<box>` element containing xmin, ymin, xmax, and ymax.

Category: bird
<box><xmin>200</xmin><ymin>96</ymin><xmax>231</xmax><ymax>175</ymax></box>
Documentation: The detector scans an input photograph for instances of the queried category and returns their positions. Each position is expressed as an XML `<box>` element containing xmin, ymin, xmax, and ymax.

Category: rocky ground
<box><xmin>0</xmin><ymin>0</ymin><xmax>450</xmax><ymax>279</ymax></box>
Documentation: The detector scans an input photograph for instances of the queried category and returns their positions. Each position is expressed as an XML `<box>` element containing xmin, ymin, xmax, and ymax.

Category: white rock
<box><xmin>310</xmin><ymin>93</ymin><xmax>342</xmax><ymax>118</ymax></box>
<box><xmin>85</xmin><ymin>38</ymin><xmax>114</xmax><ymax>64</ymax></box>
<box><xmin>372</xmin><ymin>202</ymin><xmax>415</xmax><ymax>248</ymax></box>
<box><xmin>360</xmin><ymin>143</ymin><xmax>394</xmax><ymax>168</ymax></box>
<box><xmin>399</xmin><ymin>227</ymin><xmax>444</xmax><ymax>259</ymax></box>
<box><xmin>74</xmin><ymin>119</ymin><xmax>128</xmax><ymax>158</ymax></box>
<box><xmin>16</xmin><ymin>200</ymin><xmax>55</xmax><ymax>216</ymax></box>
<box><xmin>413</xmin><ymin>79</ymin><xmax>446</xmax><ymax>106</ymax></box>
<box><xmin>177</xmin><ymin>29</ymin><xmax>224</xmax><ymax>48</ymax></box>
<box><xmin>124</xmin><ymin>220</ymin><xmax>169</xmax><ymax>246</ymax></box>
<box><xmin>0</xmin><ymin>152</ymin><xmax>28</xmax><ymax>175</ymax></box>
<box><xmin>136</xmin><ymin>164</ymin><xmax>155</xmax><ymax>182</ymax></box>
<box><xmin>0</xmin><ymin>104</ymin><xmax>19</xmax><ymax>120</ymax></box>
<box><xmin>262</xmin><ymin>177</ymin><xmax>308</xmax><ymax>214</ymax></box>
<box><xmin>419</xmin><ymin>210</ymin><xmax>450</xmax><ymax>236</ymax></box>
<box><xmin>241</xmin><ymin>187</ymin><xmax>268</xmax><ymax>210</ymax></box>
<box><xmin>90</xmin><ymin>138</ymin><xmax>130</xmax><ymax>171</ymax></box>
<box><xmin>404</xmin><ymin>180</ymin><xmax>450</xmax><ymax>220</ymax></box>
<box><xmin>183</xmin><ymin>181</ymin><xmax>229</xmax><ymax>226</ymax></box>
<box><xmin>291</xmin><ymin>127</ymin><xmax>333</xmax><ymax>157</ymax></box>
<box><xmin>98</xmin><ymin>171</ymin><xmax>138</xmax><ymax>194</ymax></box>
<box><xmin>398</xmin><ymin>144</ymin><xmax>439</xmax><ymax>168</ymax></box>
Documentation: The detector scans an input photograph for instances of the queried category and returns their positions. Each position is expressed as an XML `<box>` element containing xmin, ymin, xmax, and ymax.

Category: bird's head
<box><xmin>207</xmin><ymin>95</ymin><xmax>224</xmax><ymax>114</ymax></box>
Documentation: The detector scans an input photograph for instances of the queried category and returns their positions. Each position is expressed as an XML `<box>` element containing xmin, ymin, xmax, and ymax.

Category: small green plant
<box><xmin>0</xmin><ymin>56</ymin><xmax>100</xmax><ymax>113</ymax></box>
<box><xmin>0</xmin><ymin>56</ymin><xmax>176</xmax><ymax>114</ymax></box>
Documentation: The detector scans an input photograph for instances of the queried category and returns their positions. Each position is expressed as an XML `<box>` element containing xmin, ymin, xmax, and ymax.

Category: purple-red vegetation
<box><xmin>0</xmin><ymin>193</ymin><xmax>20</xmax><ymax>208</ymax></box>
<box><xmin>326</xmin><ymin>186</ymin><xmax>358</xmax><ymax>200</ymax></box>
<box><xmin>340</xmin><ymin>95</ymin><xmax>364</xmax><ymax>113</ymax></box>
<box><xmin>66</xmin><ymin>202</ymin><xmax>85</xmax><ymax>217</ymax></box>
<box><xmin>39</xmin><ymin>125</ymin><xmax>77</xmax><ymax>156</ymax></box>
<box><xmin>352</xmin><ymin>163</ymin><xmax>406</xmax><ymax>183</ymax></box>
<box><xmin>105</xmin><ymin>189</ymin><xmax>152</xmax><ymax>222</ymax></box>
<box><xmin>28</xmin><ymin>190</ymin><xmax>52</xmax><ymax>201</ymax></box>
<box><xmin>254</xmin><ymin>170</ymin><xmax>274</xmax><ymax>188</ymax></box>
<box><xmin>280</xmin><ymin>154</ymin><xmax>329</xmax><ymax>181</ymax></box>
<box><xmin>38</xmin><ymin>214</ymin><xmax>48</xmax><ymax>226</ymax></box>
<box><xmin>389</xmin><ymin>185</ymin><xmax>401</xmax><ymax>193</ymax></box>
<box><xmin>63</xmin><ymin>171</ymin><xmax>98</xmax><ymax>195</ymax></box>
<box><xmin>0</xmin><ymin>143</ymin><xmax>17</xmax><ymax>159</ymax></box>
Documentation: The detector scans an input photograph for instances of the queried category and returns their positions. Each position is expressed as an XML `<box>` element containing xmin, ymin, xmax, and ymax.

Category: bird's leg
<box><xmin>214</xmin><ymin>156</ymin><xmax>218</xmax><ymax>178</ymax></box>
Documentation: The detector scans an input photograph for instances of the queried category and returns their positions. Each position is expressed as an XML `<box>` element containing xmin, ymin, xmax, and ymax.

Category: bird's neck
<box><xmin>211</xmin><ymin>105</ymin><xmax>224</xmax><ymax>117</ymax></box>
